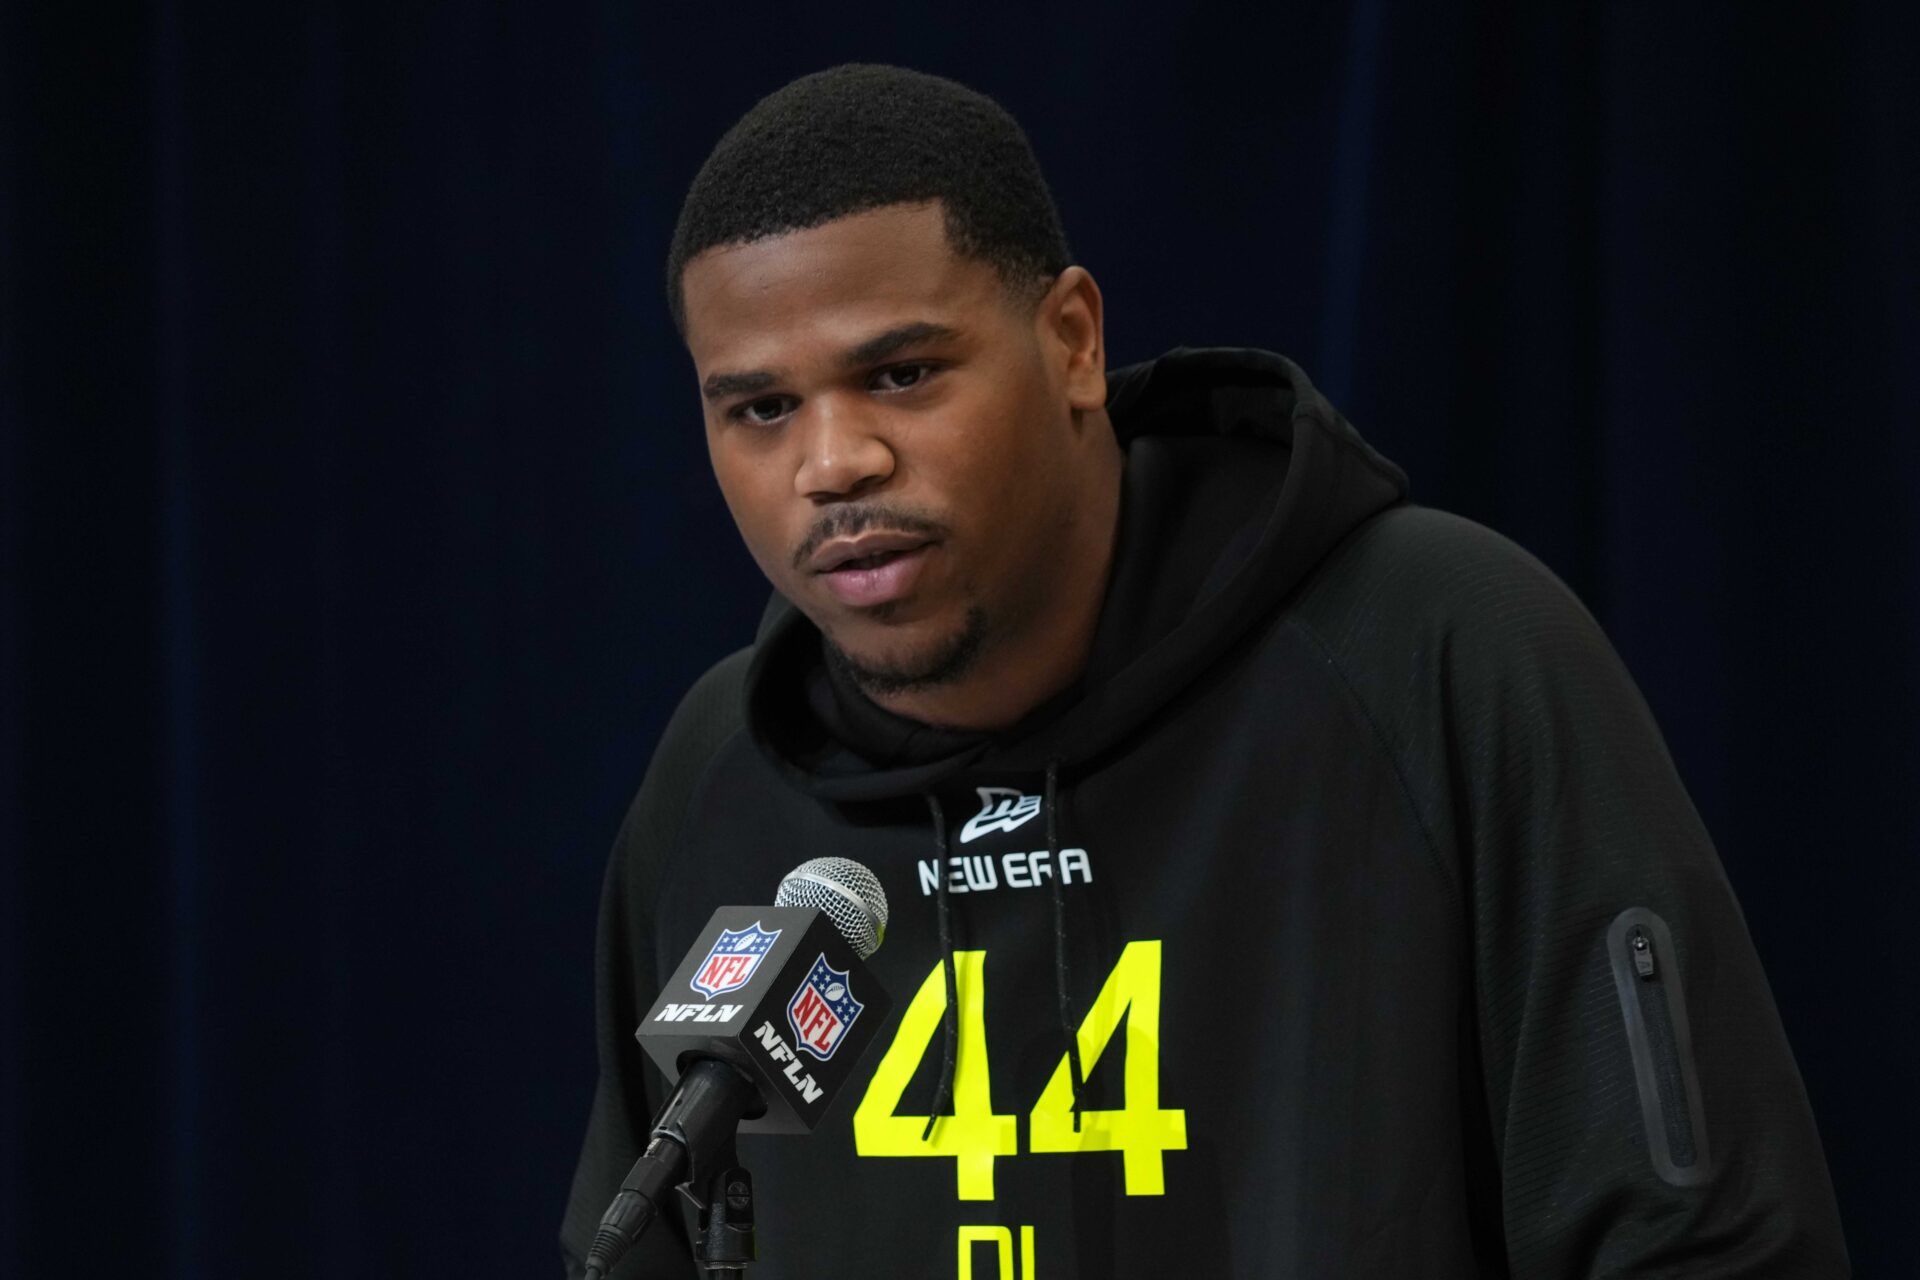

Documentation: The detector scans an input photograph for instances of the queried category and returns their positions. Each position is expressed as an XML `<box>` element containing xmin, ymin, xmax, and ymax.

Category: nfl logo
<box><xmin>689</xmin><ymin>923</ymin><xmax>781</xmax><ymax>999</ymax></box>
<box><xmin>786</xmin><ymin>954</ymin><xmax>865</xmax><ymax>1061</ymax></box>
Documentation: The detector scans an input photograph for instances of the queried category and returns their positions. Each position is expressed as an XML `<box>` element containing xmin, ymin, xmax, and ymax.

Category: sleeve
<box><xmin>1429</xmin><ymin>515</ymin><xmax>1848</xmax><ymax>1276</ymax></box>
<box><xmin>558</xmin><ymin>651</ymin><xmax>753</xmax><ymax>1280</ymax></box>
<box><xmin>1299</xmin><ymin>505</ymin><xmax>1849</xmax><ymax>1276</ymax></box>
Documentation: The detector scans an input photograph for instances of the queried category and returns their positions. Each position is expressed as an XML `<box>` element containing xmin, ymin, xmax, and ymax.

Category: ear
<box><xmin>1037</xmin><ymin>266</ymin><xmax>1107</xmax><ymax>413</ymax></box>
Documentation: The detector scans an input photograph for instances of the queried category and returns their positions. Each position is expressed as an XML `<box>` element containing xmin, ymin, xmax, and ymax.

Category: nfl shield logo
<box><xmin>786</xmin><ymin>954</ymin><xmax>865</xmax><ymax>1060</ymax></box>
<box><xmin>689</xmin><ymin>923</ymin><xmax>781</xmax><ymax>999</ymax></box>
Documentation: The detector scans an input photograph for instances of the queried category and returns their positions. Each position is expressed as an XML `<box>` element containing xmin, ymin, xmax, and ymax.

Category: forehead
<box><xmin>680</xmin><ymin>202</ymin><xmax>1007</xmax><ymax>370</ymax></box>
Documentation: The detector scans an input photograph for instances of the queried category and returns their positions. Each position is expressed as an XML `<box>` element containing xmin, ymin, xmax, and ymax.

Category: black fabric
<box><xmin>561</xmin><ymin>349</ymin><xmax>1848</xmax><ymax>1277</ymax></box>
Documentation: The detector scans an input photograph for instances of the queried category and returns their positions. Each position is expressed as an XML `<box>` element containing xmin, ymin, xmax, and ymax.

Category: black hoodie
<box><xmin>562</xmin><ymin>348</ymin><xmax>1847</xmax><ymax>1278</ymax></box>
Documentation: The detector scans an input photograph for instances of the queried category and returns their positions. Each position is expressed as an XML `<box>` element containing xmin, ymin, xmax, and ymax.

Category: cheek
<box><xmin>955</xmin><ymin>391</ymin><xmax>1066</xmax><ymax>510</ymax></box>
<box><xmin>982</xmin><ymin>404</ymin><xmax>1083</xmax><ymax>560</ymax></box>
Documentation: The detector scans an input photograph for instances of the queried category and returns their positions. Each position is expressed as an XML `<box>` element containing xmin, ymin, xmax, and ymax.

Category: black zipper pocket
<box><xmin>1607</xmin><ymin>907</ymin><xmax>1712</xmax><ymax>1186</ymax></box>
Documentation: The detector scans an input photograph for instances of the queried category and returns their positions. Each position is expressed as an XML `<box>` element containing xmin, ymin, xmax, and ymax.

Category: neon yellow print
<box><xmin>856</xmin><ymin>942</ymin><xmax>1187</xmax><ymax>1201</ymax></box>
<box><xmin>853</xmin><ymin>950</ymin><xmax>1018</xmax><ymax>1200</ymax></box>
<box><xmin>957</xmin><ymin>1224</ymin><xmax>1037</xmax><ymax>1278</ymax></box>
<box><xmin>1028</xmin><ymin>939</ymin><xmax>1188</xmax><ymax>1194</ymax></box>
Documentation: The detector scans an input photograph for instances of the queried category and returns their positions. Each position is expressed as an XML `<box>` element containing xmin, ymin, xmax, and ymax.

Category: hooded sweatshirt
<box><xmin>561</xmin><ymin>347</ymin><xmax>1848</xmax><ymax>1278</ymax></box>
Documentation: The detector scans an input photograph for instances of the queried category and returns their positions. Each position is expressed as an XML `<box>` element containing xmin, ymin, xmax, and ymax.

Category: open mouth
<box><xmin>816</xmin><ymin>543</ymin><xmax>934</xmax><ymax>608</ymax></box>
<box><xmin>831</xmin><ymin>548</ymin><xmax>915</xmax><ymax>573</ymax></box>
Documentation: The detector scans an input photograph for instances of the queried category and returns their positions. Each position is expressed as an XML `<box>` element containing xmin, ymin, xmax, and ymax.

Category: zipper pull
<box><xmin>1631</xmin><ymin>927</ymin><xmax>1657</xmax><ymax>980</ymax></box>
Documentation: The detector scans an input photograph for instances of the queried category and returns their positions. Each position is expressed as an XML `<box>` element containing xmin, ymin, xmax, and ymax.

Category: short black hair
<box><xmin>665</xmin><ymin>63</ymin><xmax>1073</xmax><ymax>341</ymax></box>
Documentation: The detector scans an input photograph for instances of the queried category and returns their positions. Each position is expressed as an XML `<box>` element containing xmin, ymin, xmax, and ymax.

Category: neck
<box><xmin>867</xmin><ymin>412</ymin><xmax>1124</xmax><ymax>733</ymax></box>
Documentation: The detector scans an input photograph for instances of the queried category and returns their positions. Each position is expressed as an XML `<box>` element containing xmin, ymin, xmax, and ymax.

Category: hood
<box><xmin>743</xmin><ymin>346</ymin><xmax>1410</xmax><ymax>802</ymax></box>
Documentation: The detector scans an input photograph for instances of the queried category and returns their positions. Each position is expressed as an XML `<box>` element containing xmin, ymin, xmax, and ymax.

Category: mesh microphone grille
<box><xmin>774</xmin><ymin>858</ymin><xmax>889</xmax><ymax>960</ymax></box>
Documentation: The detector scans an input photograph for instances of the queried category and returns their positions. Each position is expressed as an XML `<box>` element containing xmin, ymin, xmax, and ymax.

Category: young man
<box><xmin>562</xmin><ymin>64</ymin><xmax>1847</xmax><ymax>1277</ymax></box>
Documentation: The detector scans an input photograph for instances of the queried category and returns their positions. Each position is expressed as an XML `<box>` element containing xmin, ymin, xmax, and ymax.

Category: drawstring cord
<box><xmin>923</xmin><ymin>761</ymin><xmax>1083</xmax><ymax>1138</ymax></box>
<box><xmin>1046</xmin><ymin>758</ymin><xmax>1086</xmax><ymax>1131</ymax></box>
<box><xmin>923</xmin><ymin>793</ymin><xmax>959</xmax><ymax>1140</ymax></box>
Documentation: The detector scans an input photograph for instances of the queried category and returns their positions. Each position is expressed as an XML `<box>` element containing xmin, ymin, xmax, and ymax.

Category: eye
<box><xmin>872</xmin><ymin>361</ymin><xmax>940</xmax><ymax>392</ymax></box>
<box><xmin>729</xmin><ymin>395</ymin><xmax>796</xmax><ymax>426</ymax></box>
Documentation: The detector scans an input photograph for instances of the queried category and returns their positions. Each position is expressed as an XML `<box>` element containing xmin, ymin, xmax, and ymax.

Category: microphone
<box><xmin>582</xmin><ymin>858</ymin><xmax>892</xmax><ymax>1279</ymax></box>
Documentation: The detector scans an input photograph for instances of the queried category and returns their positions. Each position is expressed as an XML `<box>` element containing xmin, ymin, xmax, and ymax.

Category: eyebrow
<box><xmin>700</xmin><ymin>368</ymin><xmax>779</xmax><ymax>403</ymax></box>
<box><xmin>700</xmin><ymin>321</ymin><xmax>963</xmax><ymax>403</ymax></box>
<box><xmin>842</xmin><ymin>320</ymin><xmax>962</xmax><ymax>368</ymax></box>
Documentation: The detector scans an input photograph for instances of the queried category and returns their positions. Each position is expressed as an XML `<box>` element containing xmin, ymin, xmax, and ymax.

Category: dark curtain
<box><xmin>4</xmin><ymin>3</ymin><xmax>1913</xmax><ymax>1275</ymax></box>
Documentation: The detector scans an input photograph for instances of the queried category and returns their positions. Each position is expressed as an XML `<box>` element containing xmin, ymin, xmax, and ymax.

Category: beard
<box><xmin>823</xmin><ymin>604</ymin><xmax>990</xmax><ymax>699</ymax></box>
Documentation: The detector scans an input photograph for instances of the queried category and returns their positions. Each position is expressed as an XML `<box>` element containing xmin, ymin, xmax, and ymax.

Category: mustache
<box><xmin>791</xmin><ymin>503</ymin><xmax>949</xmax><ymax>570</ymax></box>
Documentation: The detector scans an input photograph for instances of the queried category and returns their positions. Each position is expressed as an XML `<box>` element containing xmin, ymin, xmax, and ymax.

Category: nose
<box><xmin>793</xmin><ymin>395</ymin><xmax>894</xmax><ymax>500</ymax></box>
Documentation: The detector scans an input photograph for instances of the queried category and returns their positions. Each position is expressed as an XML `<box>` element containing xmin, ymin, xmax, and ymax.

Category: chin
<box><xmin>822</xmin><ymin>605</ymin><xmax>989</xmax><ymax>697</ymax></box>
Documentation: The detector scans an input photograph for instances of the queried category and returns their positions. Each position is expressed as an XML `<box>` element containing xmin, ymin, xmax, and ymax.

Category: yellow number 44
<box><xmin>853</xmin><ymin>941</ymin><xmax>1187</xmax><ymax>1200</ymax></box>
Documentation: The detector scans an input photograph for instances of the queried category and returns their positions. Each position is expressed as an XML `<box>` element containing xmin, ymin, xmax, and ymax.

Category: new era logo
<box><xmin>959</xmin><ymin>787</ymin><xmax>1042</xmax><ymax>843</ymax></box>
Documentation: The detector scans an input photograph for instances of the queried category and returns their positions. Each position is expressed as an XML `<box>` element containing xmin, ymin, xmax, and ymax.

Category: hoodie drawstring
<box><xmin>922</xmin><ymin>761</ymin><xmax>1084</xmax><ymax>1139</ymax></box>
<box><xmin>922</xmin><ymin>793</ymin><xmax>959</xmax><ymax>1140</ymax></box>
<box><xmin>1046</xmin><ymin>757</ymin><xmax>1086</xmax><ymax>1131</ymax></box>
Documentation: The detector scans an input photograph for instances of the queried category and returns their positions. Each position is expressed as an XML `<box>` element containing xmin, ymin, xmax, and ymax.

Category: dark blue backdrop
<box><xmin>4</xmin><ymin>3</ymin><xmax>1914</xmax><ymax>1276</ymax></box>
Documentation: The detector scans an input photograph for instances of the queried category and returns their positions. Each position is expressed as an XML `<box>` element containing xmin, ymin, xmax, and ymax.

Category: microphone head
<box><xmin>775</xmin><ymin>858</ymin><xmax>889</xmax><ymax>960</ymax></box>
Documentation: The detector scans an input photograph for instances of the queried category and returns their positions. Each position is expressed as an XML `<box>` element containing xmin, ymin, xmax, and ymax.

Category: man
<box><xmin>562</xmin><ymin>63</ymin><xmax>1847</xmax><ymax>1277</ymax></box>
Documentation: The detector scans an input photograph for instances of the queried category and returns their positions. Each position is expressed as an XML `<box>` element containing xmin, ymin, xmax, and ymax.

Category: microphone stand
<box><xmin>681</xmin><ymin>1142</ymin><xmax>756</xmax><ymax>1276</ymax></box>
<box><xmin>582</xmin><ymin>1060</ymin><xmax>760</xmax><ymax>1279</ymax></box>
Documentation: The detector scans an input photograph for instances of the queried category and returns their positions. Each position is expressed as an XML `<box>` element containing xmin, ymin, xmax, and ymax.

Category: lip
<box><xmin>814</xmin><ymin>542</ymin><xmax>936</xmax><ymax>609</ymax></box>
<box><xmin>807</xmin><ymin>530</ymin><xmax>937</xmax><ymax>575</ymax></box>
